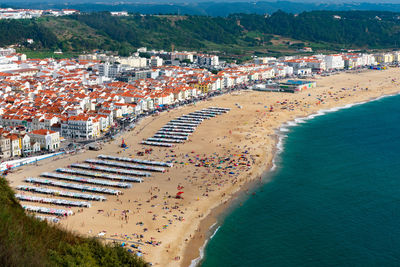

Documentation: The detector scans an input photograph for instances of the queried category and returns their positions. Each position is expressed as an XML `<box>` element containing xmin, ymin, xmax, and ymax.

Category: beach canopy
<box><xmin>144</xmin><ymin>106</ymin><xmax>229</xmax><ymax>147</ymax></box>
<box><xmin>147</xmin><ymin>137</ymin><xmax>184</xmax><ymax>143</ymax></box>
<box><xmin>22</xmin><ymin>205</ymin><xmax>74</xmax><ymax>217</ymax></box>
<box><xmin>71</xmin><ymin>163</ymin><xmax>152</xmax><ymax>177</ymax></box>
<box><xmin>153</xmin><ymin>134</ymin><xmax>188</xmax><ymax>140</ymax></box>
<box><xmin>15</xmin><ymin>194</ymin><xmax>91</xmax><ymax>208</ymax></box>
<box><xmin>157</xmin><ymin>130</ymin><xmax>190</xmax><ymax>136</ymax></box>
<box><xmin>41</xmin><ymin>172</ymin><xmax>132</xmax><ymax>188</ymax></box>
<box><xmin>25</xmin><ymin>177</ymin><xmax>122</xmax><ymax>195</ymax></box>
<box><xmin>56</xmin><ymin>168</ymin><xmax>143</xmax><ymax>183</ymax></box>
<box><xmin>98</xmin><ymin>155</ymin><xmax>173</xmax><ymax>167</ymax></box>
<box><xmin>16</xmin><ymin>185</ymin><xmax>106</xmax><ymax>201</ymax></box>
<box><xmin>141</xmin><ymin>141</ymin><xmax>173</xmax><ymax>147</ymax></box>
<box><xmin>85</xmin><ymin>159</ymin><xmax>163</xmax><ymax>173</ymax></box>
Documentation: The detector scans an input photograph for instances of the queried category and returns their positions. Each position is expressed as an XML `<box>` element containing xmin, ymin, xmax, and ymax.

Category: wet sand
<box><xmin>7</xmin><ymin>68</ymin><xmax>400</xmax><ymax>266</ymax></box>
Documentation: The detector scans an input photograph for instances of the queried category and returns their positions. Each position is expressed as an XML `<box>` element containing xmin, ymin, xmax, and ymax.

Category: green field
<box><xmin>17</xmin><ymin>50</ymin><xmax>80</xmax><ymax>59</ymax></box>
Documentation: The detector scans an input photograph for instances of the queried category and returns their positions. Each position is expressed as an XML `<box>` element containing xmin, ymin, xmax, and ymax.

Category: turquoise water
<box><xmin>201</xmin><ymin>94</ymin><xmax>400</xmax><ymax>267</ymax></box>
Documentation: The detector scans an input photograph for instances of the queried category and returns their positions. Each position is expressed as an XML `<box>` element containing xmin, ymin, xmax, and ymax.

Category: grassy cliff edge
<box><xmin>0</xmin><ymin>177</ymin><xmax>147</xmax><ymax>267</ymax></box>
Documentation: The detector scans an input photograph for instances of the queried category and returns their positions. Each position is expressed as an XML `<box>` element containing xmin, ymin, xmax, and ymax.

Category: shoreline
<box><xmin>184</xmin><ymin>152</ymin><xmax>276</xmax><ymax>267</ymax></box>
<box><xmin>182</xmin><ymin>89</ymin><xmax>400</xmax><ymax>267</ymax></box>
<box><xmin>7</xmin><ymin>68</ymin><xmax>400</xmax><ymax>267</ymax></box>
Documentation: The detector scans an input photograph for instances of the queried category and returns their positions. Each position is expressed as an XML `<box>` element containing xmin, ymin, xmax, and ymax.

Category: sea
<box><xmin>197</xmin><ymin>93</ymin><xmax>400</xmax><ymax>267</ymax></box>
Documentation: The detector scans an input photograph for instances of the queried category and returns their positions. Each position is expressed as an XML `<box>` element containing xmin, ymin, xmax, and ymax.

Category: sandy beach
<box><xmin>7</xmin><ymin>67</ymin><xmax>400</xmax><ymax>266</ymax></box>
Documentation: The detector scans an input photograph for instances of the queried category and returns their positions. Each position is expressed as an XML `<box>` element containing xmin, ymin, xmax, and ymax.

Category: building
<box><xmin>118</xmin><ymin>56</ymin><xmax>148</xmax><ymax>68</ymax></box>
<box><xmin>0</xmin><ymin>48</ymin><xmax>15</xmax><ymax>56</ymax></box>
<box><xmin>375</xmin><ymin>53</ymin><xmax>394</xmax><ymax>64</ymax></box>
<box><xmin>254</xmin><ymin>57</ymin><xmax>276</xmax><ymax>64</ymax></box>
<box><xmin>20</xmin><ymin>133</ymin><xmax>31</xmax><ymax>155</ymax></box>
<box><xmin>61</xmin><ymin>115</ymin><xmax>100</xmax><ymax>140</ymax></box>
<box><xmin>0</xmin><ymin>136</ymin><xmax>11</xmax><ymax>158</ymax></box>
<box><xmin>305</xmin><ymin>60</ymin><xmax>326</xmax><ymax>72</ymax></box>
<box><xmin>171</xmin><ymin>52</ymin><xmax>194</xmax><ymax>62</ymax></box>
<box><xmin>194</xmin><ymin>82</ymin><xmax>212</xmax><ymax>94</ymax></box>
<box><xmin>392</xmin><ymin>52</ymin><xmax>400</xmax><ymax>63</ymax></box>
<box><xmin>150</xmin><ymin>56</ymin><xmax>163</xmax><ymax>67</ymax></box>
<box><xmin>110</xmin><ymin>11</ymin><xmax>129</xmax><ymax>16</ymax></box>
<box><xmin>99</xmin><ymin>63</ymin><xmax>121</xmax><ymax>78</ymax></box>
<box><xmin>325</xmin><ymin>55</ymin><xmax>345</xmax><ymax>70</ymax></box>
<box><xmin>294</xmin><ymin>67</ymin><xmax>312</xmax><ymax>76</ymax></box>
<box><xmin>300</xmin><ymin>47</ymin><xmax>313</xmax><ymax>52</ymax></box>
<box><xmin>117</xmin><ymin>69</ymin><xmax>152</xmax><ymax>82</ymax></box>
<box><xmin>137</xmin><ymin>47</ymin><xmax>147</xmax><ymax>53</ymax></box>
<box><xmin>9</xmin><ymin>134</ymin><xmax>21</xmax><ymax>157</ymax></box>
<box><xmin>197</xmin><ymin>54</ymin><xmax>219</xmax><ymax>66</ymax></box>
<box><xmin>28</xmin><ymin>129</ymin><xmax>60</xmax><ymax>151</ymax></box>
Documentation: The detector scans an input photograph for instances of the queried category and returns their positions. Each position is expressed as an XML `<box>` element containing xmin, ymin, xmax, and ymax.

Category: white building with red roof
<box><xmin>28</xmin><ymin>129</ymin><xmax>60</xmax><ymax>151</ymax></box>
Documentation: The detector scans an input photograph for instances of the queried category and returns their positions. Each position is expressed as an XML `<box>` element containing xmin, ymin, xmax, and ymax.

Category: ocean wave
<box><xmin>276</xmin><ymin>134</ymin><xmax>285</xmax><ymax>152</ymax></box>
<box><xmin>271</xmin><ymin>130</ymin><xmax>287</xmax><ymax>172</ymax></box>
<box><xmin>189</xmin><ymin>224</ymin><xmax>221</xmax><ymax>267</ymax></box>
<box><xmin>294</xmin><ymin>118</ymin><xmax>306</xmax><ymax>124</ymax></box>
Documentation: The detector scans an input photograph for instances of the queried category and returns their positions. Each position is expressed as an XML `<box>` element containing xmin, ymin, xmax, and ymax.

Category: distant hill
<box><xmin>0</xmin><ymin>177</ymin><xmax>147</xmax><ymax>266</ymax></box>
<box><xmin>2</xmin><ymin>11</ymin><xmax>400</xmax><ymax>57</ymax></box>
<box><xmin>7</xmin><ymin>1</ymin><xmax>400</xmax><ymax>17</ymax></box>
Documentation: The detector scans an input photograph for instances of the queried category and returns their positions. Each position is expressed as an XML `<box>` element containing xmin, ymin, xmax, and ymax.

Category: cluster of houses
<box><xmin>0</xmin><ymin>8</ymin><xmax>79</xmax><ymax>20</ymax></box>
<box><xmin>80</xmin><ymin>49</ymin><xmax>220</xmax><ymax>79</ymax></box>
<box><xmin>0</xmin><ymin>128</ymin><xmax>60</xmax><ymax>158</ymax></box>
<box><xmin>0</xmin><ymin>47</ymin><xmax>397</xmax><ymax>159</ymax></box>
<box><xmin>258</xmin><ymin>53</ymin><xmax>378</xmax><ymax>75</ymax></box>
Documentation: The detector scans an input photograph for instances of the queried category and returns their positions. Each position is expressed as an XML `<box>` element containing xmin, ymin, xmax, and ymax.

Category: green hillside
<box><xmin>2</xmin><ymin>11</ymin><xmax>400</xmax><ymax>57</ymax></box>
<box><xmin>0</xmin><ymin>177</ymin><xmax>147</xmax><ymax>267</ymax></box>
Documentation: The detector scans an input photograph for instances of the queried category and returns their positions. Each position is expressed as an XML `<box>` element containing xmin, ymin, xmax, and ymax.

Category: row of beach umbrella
<box><xmin>85</xmin><ymin>159</ymin><xmax>165</xmax><ymax>176</ymax></box>
<box><xmin>143</xmin><ymin>107</ymin><xmax>230</xmax><ymax>147</ymax></box>
<box><xmin>97</xmin><ymin>155</ymin><xmax>174</xmax><ymax>167</ymax></box>
<box><xmin>16</xmin><ymin>194</ymin><xmax>91</xmax><ymax>208</ymax></box>
<box><xmin>156</xmin><ymin>130</ymin><xmax>190</xmax><ymax>136</ymax></box>
<box><xmin>140</xmin><ymin>141</ymin><xmax>173</xmax><ymax>147</ymax></box>
<box><xmin>41</xmin><ymin>172</ymin><xmax>132</xmax><ymax>188</ymax></box>
<box><xmin>16</xmin><ymin>185</ymin><xmax>107</xmax><ymax>201</ymax></box>
<box><xmin>85</xmin><ymin>159</ymin><xmax>162</xmax><ymax>173</ymax></box>
<box><xmin>23</xmin><ymin>205</ymin><xmax>73</xmax><ymax>217</ymax></box>
<box><xmin>25</xmin><ymin>177</ymin><xmax>122</xmax><ymax>195</ymax></box>
<box><xmin>56</xmin><ymin>168</ymin><xmax>143</xmax><ymax>183</ymax></box>
<box><xmin>71</xmin><ymin>163</ymin><xmax>151</xmax><ymax>177</ymax></box>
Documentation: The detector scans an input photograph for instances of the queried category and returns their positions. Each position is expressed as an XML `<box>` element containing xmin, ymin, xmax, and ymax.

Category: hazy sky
<box><xmin>3</xmin><ymin>0</ymin><xmax>400</xmax><ymax>4</ymax></box>
<box><xmin>3</xmin><ymin>0</ymin><xmax>400</xmax><ymax>2</ymax></box>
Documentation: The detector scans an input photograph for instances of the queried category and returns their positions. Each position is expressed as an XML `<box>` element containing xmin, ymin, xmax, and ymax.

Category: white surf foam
<box><xmin>189</xmin><ymin>223</ymin><xmax>221</xmax><ymax>267</ymax></box>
